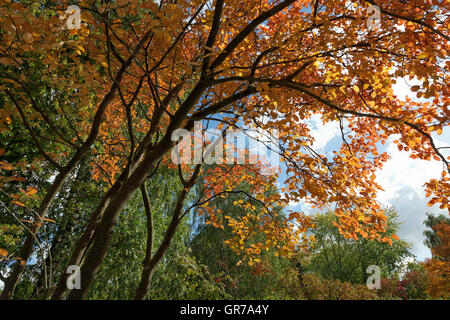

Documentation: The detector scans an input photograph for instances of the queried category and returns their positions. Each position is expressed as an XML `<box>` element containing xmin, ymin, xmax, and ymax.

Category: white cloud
<box><xmin>308</xmin><ymin>114</ymin><xmax>340</xmax><ymax>150</ymax></box>
<box><xmin>376</xmin><ymin>137</ymin><xmax>444</xmax><ymax>204</ymax></box>
<box><xmin>375</xmin><ymin>138</ymin><xmax>446</xmax><ymax>260</ymax></box>
<box><xmin>374</xmin><ymin>78</ymin><xmax>450</xmax><ymax>261</ymax></box>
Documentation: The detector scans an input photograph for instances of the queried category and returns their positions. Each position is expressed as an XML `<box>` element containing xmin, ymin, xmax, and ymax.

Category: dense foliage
<box><xmin>0</xmin><ymin>0</ymin><xmax>448</xmax><ymax>300</ymax></box>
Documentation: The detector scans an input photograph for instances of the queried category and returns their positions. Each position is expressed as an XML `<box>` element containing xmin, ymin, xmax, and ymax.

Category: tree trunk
<box><xmin>62</xmin><ymin>81</ymin><xmax>206</xmax><ymax>299</ymax></box>
<box><xmin>0</xmin><ymin>165</ymin><xmax>73</xmax><ymax>300</ymax></box>
<box><xmin>66</xmin><ymin>161</ymin><xmax>153</xmax><ymax>299</ymax></box>
<box><xmin>0</xmin><ymin>47</ymin><xmax>137</xmax><ymax>299</ymax></box>
<box><xmin>133</xmin><ymin>188</ymin><xmax>188</xmax><ymax>300</ymax></box>
<box><xmin>50</xmin><ymin>171</ymin><xmax>127</xmax><ymax>299</ymax></box>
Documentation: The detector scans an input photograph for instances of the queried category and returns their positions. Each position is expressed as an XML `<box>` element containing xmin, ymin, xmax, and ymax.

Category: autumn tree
<box><xmin>0</xmin><ymin>0</ymin><xmax>449</xmax><ymax>300</ymax></box>
<box><xmin>423</xmin><ymin>221</ymin><xmax>450</xmax><ymax>299</ymax></box>
<box><xmin>190</xmin><ymin>164</ymin><xmax>293</xmax><ymax>299</ymax></box>
<box><xmin>423</xmin><ymin>213</ymin><xmax>450</xmax><ymax>254</ymax></box>
<box><xmin>304</xmin><ymin>208</ymin><xmax>412</xmax><ymax>285</ymax></box>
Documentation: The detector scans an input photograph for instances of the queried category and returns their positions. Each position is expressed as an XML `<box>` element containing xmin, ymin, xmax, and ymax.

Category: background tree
<box><xmin>190</xmin><ymin>172</ymin><xmax>293</xmax><ymax>299</ymax></box>
<box><xmin>423</xmin><ymin>221</ymin><xmax>450</xmax><ymax>299</ymax></box>
<box><xmin>423</xmin><ymin>213</ymin><xmax>450</xmax><ymax>254</ymax></box>
<box><xmin>88</xmin><ymin>167</ymin><xmax>228</xmax><ymax>299</ymax></box>
<box><xmin>304</xmin><ymin>208</ymin><xmax>412</xmax><ymax>284</ymax></box>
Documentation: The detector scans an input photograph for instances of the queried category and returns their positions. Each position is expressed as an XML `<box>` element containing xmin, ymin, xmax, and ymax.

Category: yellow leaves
<box><xmin>0</xmin><ymin>248</ymin><xmax>8</xmax><ymax>257</ymax></box>
<box><xmin>406</xmin><ymin>21</ymin><xmax>415</xmax><ymax>29</ymax></box>
<box><xmin>101</xmin><ymin>61</ymin><xmax>108</xmax><ymax>68</ymax></box>
<box><xmin>353</xmin><ymin>85</ymin><xmax>360</xmax><ymax>93</ymax></box>
<box><xmin>367</xmin><ymin>101</ymin><xmax>376</xmax><ymax>108</ymax></box>
<box><xmin>407</xmin><ymin>138</ymin><xmax>416</xmax><ymax>148</ymax></box>
<box><xmin>348</xmin><ymin>157</ymin><xmax>361</xmax><ymax>168</ymax></box>
<box><xmin>75</xmin><ymin>45</ymin><xmax>85</xmax><ymax>55</ymax></box>
<box><xmin>427</xmin><ymin>125</ymin><xmax>442</xmax><ymax>136</ymax></box>
<box><xmin>417</xmin><ymin>52</ymin><xmax>429</xmax><ymax>59</ymax></box>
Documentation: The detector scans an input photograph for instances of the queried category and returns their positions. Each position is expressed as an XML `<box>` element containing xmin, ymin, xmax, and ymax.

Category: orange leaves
<box><xmin>11</xmin><ymin>200</ymin><xmax>26</xmax><ymax>207</ymax></box>
<box><xmin>410</xmin><ymin>85</ymin><xmax>420</xmax><ymax>92</ymax></box>
<box><xmin>423</xmin><ymin>222</ymin><xmax>450</xmax><ymax>299</ymax></box>
<box><xmin>0</xmin><ymin>1</ymin><xmax>448</xmax><ymax>293</ymax></box>
<box><xmin>7</xmin><ymin>186</ymin><xmax>39</xmax><ymax>208</ymax></box>
<box><xmin>424</xmin><ymin>174</ymin><xmax>450</xmax><ymax>212</ymax></box>
<box><xmin>0</xmin><ymin>248</ymin><xmax>8</xmax><ymax>257</ymax></box>
<box><xmin>381</xmin><ymin>237</ymin><xmax>393</xmax><ymax>246</ymax></box>
<box><xmin>27</xmin><ymin>187</ymin><xmax>38</xmax><ymax>196</ymax></box>
<box><xmin>19</xmin><ymin>186</ymin><xmax>38</xmax><ymax>197</ymax></box>
<box><xmin>0</xmin><ymin>161</ymin><xmax>14</xmax><ymax>171</ymax></box>
<box><xmin>196</xmin><ymin>155</ymin><xmax>306</xmax><ymax>263</ymax></box>
<box><xmin>20</xmin><ymin>217</ymin><xmax>55</xmax><ymax>227</ymax></box>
